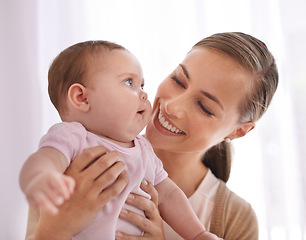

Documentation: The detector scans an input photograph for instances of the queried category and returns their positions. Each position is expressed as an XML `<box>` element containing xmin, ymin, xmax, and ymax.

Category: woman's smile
<box><xmin>158</xmin><ymin>110</ymin><xmax>185</xmax><ymax>134</ymax></box>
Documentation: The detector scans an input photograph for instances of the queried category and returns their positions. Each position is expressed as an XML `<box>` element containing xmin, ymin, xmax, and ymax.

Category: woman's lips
<box><xmin>157</xmin><ymin>110</ymin><xmax>186</xmax><ymax>135</ymax></box>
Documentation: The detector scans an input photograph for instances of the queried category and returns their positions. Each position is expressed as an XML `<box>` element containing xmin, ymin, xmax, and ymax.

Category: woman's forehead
<box><xmin>182</xmin><ymin>48</ymin><xmax>250</xmax><ymax>84</ymax></box>
<box><xmin>181</xmin><ymin>48</ymin><xmax>253</xmax><ymax>109</ymax></box>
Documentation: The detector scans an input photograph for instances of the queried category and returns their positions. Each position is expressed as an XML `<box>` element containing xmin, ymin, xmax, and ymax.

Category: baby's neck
<box><xmin>86</xmin><ymin>126</ymin><xmax>135</xmax><ymax>148</ymax></box>
<box><xmin>97</xmin><ymin>134</ymin><xmax>135</xmax><ymax>148</ymax></box>
<box><xmin>61</xmin><ymin>117</ymin><xmax>136</xmax><ymax>148</ymax></box>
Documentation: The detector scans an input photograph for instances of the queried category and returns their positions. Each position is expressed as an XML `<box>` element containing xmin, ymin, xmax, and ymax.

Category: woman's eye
<box><xmin>198</xmin><ymin>101</ymin><xmax>214</xmax><ymax>117</ymax></box>
<box><xmin>171</xmin><ymin>75</ymin><xmax>186</xmax><ymax>89</ymax></box>
<box><xmin>124</xmin><ymin>79</ymin><xmax>133</xmax><ymax>87</ymax></box>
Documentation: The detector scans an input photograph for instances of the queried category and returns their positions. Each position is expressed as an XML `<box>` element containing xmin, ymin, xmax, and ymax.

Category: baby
<box><xmin>19</xmin><ymin>40</ymin><xmax>221</xmax><ymax>240</ymax></box>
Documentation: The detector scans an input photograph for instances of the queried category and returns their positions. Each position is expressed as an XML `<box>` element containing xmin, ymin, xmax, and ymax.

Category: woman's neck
<box><xmin>154</xmin><ymin>149</ymin><xmax>208</xmax><ymax>198</ymax></box>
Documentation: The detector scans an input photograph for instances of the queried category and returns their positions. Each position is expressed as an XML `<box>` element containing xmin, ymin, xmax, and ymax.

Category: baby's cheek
<box><xmin>147</xmin><ymin>99</ymin><xmax>152</xmax><ymax>111</ymax></box>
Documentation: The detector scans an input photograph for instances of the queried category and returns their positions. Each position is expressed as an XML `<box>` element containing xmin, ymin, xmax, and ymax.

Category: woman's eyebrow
<box><xmin>179</xmin><ymin>63</ymin><xmax>224</xmax><ymax>111</ymax></box>
<box><xmin>201</xmin><ymin>91</ymin><xmax>224</xmax><ymax>111</ymax></box>
<box><xmin>179</xmin><ymin>64</ymin><xmax>189</xmax><ymax>79</ymax></box>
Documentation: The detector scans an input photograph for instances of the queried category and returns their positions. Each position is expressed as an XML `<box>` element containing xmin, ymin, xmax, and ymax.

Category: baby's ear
<box><xmin>67</xmin><ymin>83</ymin><xmax>90</xmax><ymax>112</ymax></box>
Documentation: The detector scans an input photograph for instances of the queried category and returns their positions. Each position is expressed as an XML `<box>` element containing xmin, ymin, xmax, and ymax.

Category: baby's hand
<box><xmin>24</xmin><ymin>171</ymin><xmax>75</xmax><ymax>215</ymax></box>
<box><xmin>194</xmin><ymin>231</ymin><xmax>223</xmax><ymax>240</ymax></box>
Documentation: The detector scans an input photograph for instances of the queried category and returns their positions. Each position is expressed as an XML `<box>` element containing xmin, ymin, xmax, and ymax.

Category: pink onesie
<box><xmin>39</xmin><ymin>122</ymin><xmax>168</xmax><ymax>240</ymax></box>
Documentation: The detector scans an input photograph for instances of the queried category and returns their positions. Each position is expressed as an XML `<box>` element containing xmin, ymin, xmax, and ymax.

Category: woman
<box><xmin>26</xmin><ymin>32</ymin><xmax>278</xmax><ymax>240</ymax></box>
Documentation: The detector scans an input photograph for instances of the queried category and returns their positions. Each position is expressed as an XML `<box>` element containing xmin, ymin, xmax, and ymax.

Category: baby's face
<box><xmin>85</xmin><ymin>49</ymin><xmax>152</xmax><ymax>143</ymax></box>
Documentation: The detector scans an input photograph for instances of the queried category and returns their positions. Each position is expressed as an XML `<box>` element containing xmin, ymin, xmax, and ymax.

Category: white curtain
<box><xmin>1</xmin><ymin>0</ymin><xmax>305</xmax><ymax>239</ymax></box>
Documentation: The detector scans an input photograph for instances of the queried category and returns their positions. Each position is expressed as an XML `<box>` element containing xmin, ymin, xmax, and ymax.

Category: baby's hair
<box><xmin>196</xmin><ymin>32</ymin><xmax>278</xmax><ymax>182</ymax></box>
<box><xmin>48</xmin><ymin>40</ymin><xmax>126</xmax><ymax>114</ymax></box>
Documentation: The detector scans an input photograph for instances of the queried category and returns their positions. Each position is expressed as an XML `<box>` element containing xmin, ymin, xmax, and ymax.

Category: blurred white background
<box><xmin>1</xmin><ymin>0</ymin><xmax>305</xmax><ymax>239</ymax></box>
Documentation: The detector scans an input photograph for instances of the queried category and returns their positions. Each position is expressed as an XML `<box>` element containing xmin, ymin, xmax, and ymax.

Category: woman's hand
<box><xmin>115</xmin><ymin>180</ymin><xmax>165</xmax><ymax>240</ymax></box>
<box><xmin>34</xmin><ymin>146</ymin><xmax>128</xmax><ymax>240</ymax></box>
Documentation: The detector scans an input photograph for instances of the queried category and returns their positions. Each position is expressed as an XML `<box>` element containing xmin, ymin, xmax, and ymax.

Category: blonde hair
<box><xmin>196</xmin><ymin>32</ymin><xmax>278</xmax><ymax>182</ymax></box>
<box><xmin>48</xmin><ymin>40</ymin><xmax>125</xmax><ymax>114</ymax></box>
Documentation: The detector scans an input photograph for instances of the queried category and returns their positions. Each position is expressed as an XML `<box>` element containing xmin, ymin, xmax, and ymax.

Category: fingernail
<box><xmin>120</xmin><ymin>208</ymin><xmax>128</xmax><ymax>216</ymax></box>
<box><xmin>128</xmin><ymin>193</ymin><xmax>135</xmax><ymax>200</ymax></box>
<box><xmin>56</xmin><ymin>197</ymin><xmax>64</xmax><ymax>205</ymax></box>
<box><xmin>70</xmin><ymin>185</ymin><xmax>75</xmax><ymax>194</ymax></box>
<box><xmin>51</xmin><ymin>208</ymin><xmax>59</xmax><ymax>215</ymax></box>
<box><xmin>142</xmin><ymin>179</ymin><xmax>148</xmax><ymax>185</ymax></box>
<box><xmin>115</xmin><ymin>231</ymin><xmax>123</xmax><ymax>238</ymax></box>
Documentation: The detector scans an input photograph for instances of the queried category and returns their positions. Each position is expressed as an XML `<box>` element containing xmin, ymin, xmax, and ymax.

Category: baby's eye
<box><xmin>124</xmin><ymin>78</ymin><xmax>133</xmax><ymax>87</ymax></box>
<box><xmin>140</xmin><ymin>83</ymin><xmax>144</xmax><ymax>90</ymax></box>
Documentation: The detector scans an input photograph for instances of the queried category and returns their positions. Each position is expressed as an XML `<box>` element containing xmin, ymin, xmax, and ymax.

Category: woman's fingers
<box><xmin>98</xmin><ymin>170</ymin><xmax>128</xmax><ymax>208</ymax></box>
<box><xmin>124</xmin><ymin>192</ymin><xmax>161</xmax><ymax>227</ymax></box>
<box><xmin>94</xmin><ymin>160</ymin><xmax>126</xmax><ymax>192</ymax></box>
<box><xmin>119</xmin><ymin>181</ymin><xmax>164</xmax><ymax>238</ymax></box>
<box><xmin>118</xmin><ymin>206</ymin><xmax>165</xmax><ymax>240</ymax></box>
<box><xmin>87</xmin><ymin>151</ymin><xmax>121</xmax><ymax>180</ymax></box>
<box><xmin>140</xmin><ymin>180</ymin><xmax>159</xmax><ymax>210</ymax></box>
<box><xmin>115</xmin><ymin>231</ymin><xmax>141</xmax><ymax>240</ymax></box>
<box><xmin>35</xmin><ymin>147</ymin><xmax>128</xmax><ymax>239</ymax></box>
<box><xmin>65</xmin><ymin>146</ymin><xmax>108</xmax><ymax>176</ymax></box>
<box><xmin>119</xmin><ymin>181</ymin><xmax>165</xmax><ymax>239</ymax></box>
<box><xmin>119</xmin><ymin>207</ymin><xmax>155</xmax><ymax>234</ymax></box>
<box><xmin>125</xmin><ymin>180</ymin><xmax>160</xmax><ymax>220</ymax></box>
<box><xmin>71</xmin><ymin>148</ymin><xmax>127</xmax><ymax>208</ymax></box>
<box><xmin>66</xmin><ymin>147</ymin><xmax>123</xmax><ymax>188</ymax></box>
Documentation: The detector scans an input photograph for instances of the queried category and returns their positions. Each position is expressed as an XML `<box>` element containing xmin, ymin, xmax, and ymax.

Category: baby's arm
<box><xmin>19</xmin><ymin>147</ymin><xmax>75</xmax><ymax>215</ymax></box>
<box><xmin>156</xmin><ymin>177</ymin><xmax>221</xmax><ymax>240</ymax></box>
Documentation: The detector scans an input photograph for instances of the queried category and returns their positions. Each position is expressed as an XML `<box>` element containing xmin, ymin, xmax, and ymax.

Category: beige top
<box><xmin>209</xmin><ymin>179</ymin><xmax>258</xmax><ymax>239</ymax></box>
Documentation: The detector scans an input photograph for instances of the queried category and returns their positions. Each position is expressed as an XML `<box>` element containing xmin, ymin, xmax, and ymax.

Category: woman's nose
<box><xmin>164</xmin><ymin>96</ymin><xmax>186</xmax><ymax>119</ymax></box>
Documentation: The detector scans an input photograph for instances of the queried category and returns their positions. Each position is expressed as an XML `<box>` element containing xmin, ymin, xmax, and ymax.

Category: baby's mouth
<box><xmin>157</xmin><ymin>110</ymin><xmax>185</xmax><ymax>135</ymax></box>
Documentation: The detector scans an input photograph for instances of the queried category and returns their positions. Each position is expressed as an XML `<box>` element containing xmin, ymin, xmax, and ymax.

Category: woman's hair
<box><xmin>194</xmin><ymin>32</ymin><xmax>279</xmax><ymax>182</ymax></box>
<box><xmin>48</xmin><ymin>40</ymin><xmax>125</xmax><ymax>114</ymax></box>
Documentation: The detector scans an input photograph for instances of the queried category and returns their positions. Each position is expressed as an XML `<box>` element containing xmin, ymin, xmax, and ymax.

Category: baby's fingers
<box><xmin>63</xmin><ymin>175</ymin><xmax>76</xmax><ymax>195</ymax></box>
<box><xmin>49</xmin><ymin>174</ymin><xmax>74</xmax><ymax>201</ymax></box>
<box><xmin>34</xmin><ymin>191</ymin><xmax>59</xmax><ymax>215</ymax></box>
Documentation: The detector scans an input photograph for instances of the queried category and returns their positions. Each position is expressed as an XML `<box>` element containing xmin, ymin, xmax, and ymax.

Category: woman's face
<box><xmin>146</xmin><ymin>47</ymin><xmax>254</xmax><ymax>154</ymax></box>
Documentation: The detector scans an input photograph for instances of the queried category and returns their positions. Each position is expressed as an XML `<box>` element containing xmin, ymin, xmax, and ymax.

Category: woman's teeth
<box><xmin>158</xmin><ymin>111</ymin><xmax>185</xmax><ymax>134</ymax></box>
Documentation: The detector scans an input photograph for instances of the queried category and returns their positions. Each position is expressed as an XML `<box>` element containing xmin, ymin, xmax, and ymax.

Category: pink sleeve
<box><xmin>140</xmin><ymin>136</ymin><xmax>168</xmax><ymax>186</ymax></box>
<box><xmin>153</xmin><ymin>154</ymin><xmax>168</xmax><ymax>186</ymax></box>
<box><xmin>38</xmin><ymin>122</ymin><xmax>87</xmax><ymax>165</ymax></box>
